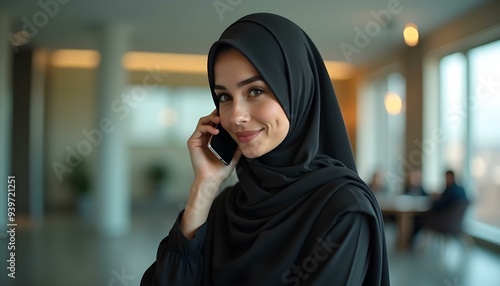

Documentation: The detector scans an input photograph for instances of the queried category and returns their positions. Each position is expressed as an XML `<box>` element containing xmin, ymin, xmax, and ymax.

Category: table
<box><xmin>377</xmin><ymin>195</ymin><xmax>431</xmax><ymax>251</ymax></box>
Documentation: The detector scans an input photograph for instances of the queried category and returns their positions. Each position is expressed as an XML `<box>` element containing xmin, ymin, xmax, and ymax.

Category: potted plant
<box><xmin>67</xmin><ymin>161</ymin><xmax>92</xmax><ymax>220</ymax></box>
<box><xmin>146</xmin><ymin>163</ymin><xmax>170</xmax><ymax>197</ymax></box>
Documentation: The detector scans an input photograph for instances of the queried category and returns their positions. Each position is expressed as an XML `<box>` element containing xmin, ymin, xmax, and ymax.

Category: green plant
<box><xmin>67</xmin><ymin>162</ymin><xmax>91</xmax><ymax>195</ymax></box>
<box><xmin>146</xmin><ymin>163</ymin><xmax>170</xmax><ymax>195</ymax></box>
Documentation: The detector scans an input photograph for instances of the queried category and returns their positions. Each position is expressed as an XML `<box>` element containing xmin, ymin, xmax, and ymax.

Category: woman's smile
<box><xmin>235</xmin><ymin>129</ymin><xmax>262</xmax><ymax>144</ymax></box>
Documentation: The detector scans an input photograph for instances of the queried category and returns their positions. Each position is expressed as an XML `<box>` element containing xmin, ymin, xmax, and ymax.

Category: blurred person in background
<box><xmin>431</xmin><ymin>170</ymin><xmax>468</xmax><ymax>210</ymax></box>
<box><xmin>368</xmin><ymin>169</ymin><xmax>388</xmax><ymax>196</ymax></box>
<box><xmin>412</xmin><ymin>170</ymin><xmax>469</xmax><ymax>245</ymax></box>
<box><xmin>141</xmin><ymin>13</ymin><xmax>389</xmax><ymax>286</ymax></box>
<box><xmin>402</xmin><ymin>169</ymin><xmax>427</xmax><ymax>196</ymax></box>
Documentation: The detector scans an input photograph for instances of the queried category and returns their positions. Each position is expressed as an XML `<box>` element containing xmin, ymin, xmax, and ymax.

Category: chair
<box><xmin>417</xmin><ymin>200</ymin><xmax>475</xmax><ymax>255</ymax></box>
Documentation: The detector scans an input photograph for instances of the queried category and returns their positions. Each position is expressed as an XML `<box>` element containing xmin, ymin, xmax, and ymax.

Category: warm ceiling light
<box><xmin>123</xmin><ymin>52</ymin><xmax>354</xmax><ymax>80</ymax></box>
<box><xmin>123</xmin><ymin>52</ymin><xmax>207</xmax><ymax>74</ymax></box>
<box><xmin>49</xmin><ymin>50</ymin><xmax>355</xmax><ymax>80</ymax></box>
<box><xmin>323</xmin><ymin>61</ymin><xmax>355</xmax><ymax>80</ymax></box>
<box><xmin>50</xmin><ymin>49</ymin><xmax>100</xmax><ymax>68</ymax></box>
<box><xmin>384</xmin><ymin>91</ymin><xmax>402</xmax><ymax>115</ymax></box>
<box><xmin>403</xmin><ymin>23</ymin><xmax>419</xmax><ymax>47</ymax></box>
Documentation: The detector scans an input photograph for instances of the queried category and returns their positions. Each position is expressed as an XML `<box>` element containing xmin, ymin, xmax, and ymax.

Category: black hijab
<box><xmin>204</xmin><ymin>13</ymin><xmax>389</xmax><ymax>285</ymax></box>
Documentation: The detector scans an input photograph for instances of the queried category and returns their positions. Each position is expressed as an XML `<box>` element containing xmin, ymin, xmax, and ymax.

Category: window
<box><xmin>439</xmin><ymin>53</ymin><xmax>467</xmax><ymax>179</ymax></box>
<box><xmin>469</xmin><ymin>40</ymin><xmax>500</xmax><ymax>229</ymax></box>
<box><xmin>128</xmin><ymin>86</ymin><xmax>214</xmax><ymax>146</ymax></box>
<box><xmin>357</xmin><ymin>72</ymin><xmax>406</xmax><ymax>193</ymax></box>
<box><xmin>438</xmin><ymin>40</ymin><xmax>500</xmax><ymax>242</ymax></box>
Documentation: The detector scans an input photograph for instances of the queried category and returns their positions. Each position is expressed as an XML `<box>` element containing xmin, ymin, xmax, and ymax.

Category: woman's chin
<box><xmin>240</xmin><ymin>147</ymin><xmax>264</xmax><ymax>159</ymax></box>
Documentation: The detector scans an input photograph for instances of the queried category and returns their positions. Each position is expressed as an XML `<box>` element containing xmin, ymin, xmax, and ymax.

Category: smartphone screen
<box><xmin>208</xmin><ymin>125</ymin><xmax>238</xmax><ymax>166</ymax></box>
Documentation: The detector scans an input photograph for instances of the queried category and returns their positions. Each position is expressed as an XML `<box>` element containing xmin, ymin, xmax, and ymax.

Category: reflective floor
<box><xmin>384</xmin><ymin>224</ymin><xmax>500</xmax><ymax>286</ymax></box>
<box><xmin>1</xmin><ymin>201</ymin><xmax>499</xmax><ymax>286</ymax></box>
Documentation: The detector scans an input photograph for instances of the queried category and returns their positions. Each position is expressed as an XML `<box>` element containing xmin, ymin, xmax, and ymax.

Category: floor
<box><xmin>384</xmin><ymin>224</ymin><xmax>500</xmax><ymax>286</ymax></box>
<box><xmin>1</xmin><ymin>202</ymin><xmax>499</xmax><ymax>286</ymax></box>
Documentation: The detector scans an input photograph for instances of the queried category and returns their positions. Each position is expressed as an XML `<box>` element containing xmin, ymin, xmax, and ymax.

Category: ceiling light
<box><xmin>403</xmin><ymin>23</ymin><xmax>419</xmax><ymax>47</ymax></box>
<box><xmin>384</xmin><ymin>91</ymin><xmax>403</xmax><ymax>115</ymax></box>
<box><xmin>323</xmin><ymin>61</ymin><xmax>355</xmax><ymax>80</ymax></box>
<box><xmin>124</xmin><ymin>52</ymin><xmax>354</xmax><ymax>80</ymax></box>
<box><xmin>50</xmin><ymin>49</ymin><xmax>100</xmax><ymax>68</ymax></box>
<box><xmin>123</xmin><ymin>52</ymin><xmax>207</xmax><ymax>74</ymax></box>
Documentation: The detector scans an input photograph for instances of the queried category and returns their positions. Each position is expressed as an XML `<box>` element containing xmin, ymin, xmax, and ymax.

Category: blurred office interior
<box><xmin>0</xmin><ymin>0</ymin><xmax>500</xmax><ymax>285</ymax></box>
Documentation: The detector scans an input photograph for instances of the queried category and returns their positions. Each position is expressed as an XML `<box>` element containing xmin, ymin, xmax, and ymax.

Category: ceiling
<box><xmin>0</xmin><ymin>0</ymin><xmax>493</xmax><ymax>66</ymax></box>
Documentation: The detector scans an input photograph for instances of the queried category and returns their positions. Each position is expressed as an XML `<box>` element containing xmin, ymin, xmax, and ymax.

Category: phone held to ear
<box><xmin>208</xmin><ymin>125</ymin><xmax>238</xmax><ymax>166</ymax></box>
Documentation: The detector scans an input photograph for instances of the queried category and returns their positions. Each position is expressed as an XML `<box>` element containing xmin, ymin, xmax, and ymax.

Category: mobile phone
<box><xmin>208</xmin><ymin>125</ymin><xmax>238</xmax><ymax>166</ymax></box>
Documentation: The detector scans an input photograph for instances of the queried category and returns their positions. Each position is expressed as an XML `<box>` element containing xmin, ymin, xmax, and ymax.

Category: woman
<box><xmin>141</xmin><ymin>13</ymin><xmax>390</xmax><ymax>286</ymax></box>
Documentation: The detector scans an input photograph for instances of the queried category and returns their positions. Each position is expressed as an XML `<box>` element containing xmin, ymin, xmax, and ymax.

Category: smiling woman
<box><xmin>141</xmin><ymin>13</ymin><xmax>389</xmax><ymax>286</ymax></box>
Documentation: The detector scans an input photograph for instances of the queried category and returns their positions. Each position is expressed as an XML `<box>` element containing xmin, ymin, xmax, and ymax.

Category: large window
<box><xmin>439</xmin><ymin>53</ymin><xmax>467</xmax><ymax>177</ymax></box>
<box><xmin>357</xmin><ymin>72</ymin><xmax>406</xmax><ymax>193</ymax></box>
<box><xmin>469</xmin><ymin>40</ymin><xmax>500</xmax><ymax>229</ymax></box>
<box><xmin>438</xmin><ymin>40</ymin><xmax>500</xmax><ymax>240</ymax></box>
<box><xmin>128</xmin><ymin>86</ymin><xmax>214</xmax><ymax>146</ymax></box>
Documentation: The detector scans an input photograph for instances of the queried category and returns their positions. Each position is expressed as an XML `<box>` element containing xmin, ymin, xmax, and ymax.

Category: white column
<box><xmin>422</xmin><ymin>56</ymin><xmax>441</xmax><ymax>192</ymax></box>
<box><xmin>94</xmin><ymin>24</ymin><xmax>130</xmax><ymax>237</ymax></box>
<box><xmin>0</xmin><ymin>13</ymin><xmax>13</xmax><ymax>235</ymax></box>
<box><xmin>356</xmin><ymin>82</ymin><xmax>377</xmax><ymax>181</ymax></box>
<box><xmin>30</xmin><ymin>49</ymin><xmax>48</xmax><ymax>220</ymax></box>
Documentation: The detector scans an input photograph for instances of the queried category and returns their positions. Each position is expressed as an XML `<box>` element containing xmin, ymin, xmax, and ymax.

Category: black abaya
<box><xmin>141</xmin><ymin>13</ymin><xmax>390</xmax><ymax>286</ymax></box>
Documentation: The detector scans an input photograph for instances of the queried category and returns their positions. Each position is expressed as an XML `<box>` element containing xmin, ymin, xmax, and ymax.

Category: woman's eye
<box><xmin>249</xmin><ymin>89</ymin><xmax>264</xmax><ymax>97</ymax></box>
<box><xmin>218</xmin><ymin>94</ymin><xmax>231</xmax><ymax>102</ymax></box>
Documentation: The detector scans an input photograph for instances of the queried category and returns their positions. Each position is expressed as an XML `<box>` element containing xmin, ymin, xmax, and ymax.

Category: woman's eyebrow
<box><xmin>214</xmin><ymin>75</ymin><xmax>263</xmax><ymax>90</ymax></box>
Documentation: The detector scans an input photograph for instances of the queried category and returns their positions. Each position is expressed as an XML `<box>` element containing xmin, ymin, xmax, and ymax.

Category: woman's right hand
<box><xmin>187</xmin><ymin>109</ymin><xmax>241</xmax><ymax>189</ymax></box>
<box><xmin>182</xmin><ymin>110</ymin><xmax>241</xmax><ymax>239</ymax></box>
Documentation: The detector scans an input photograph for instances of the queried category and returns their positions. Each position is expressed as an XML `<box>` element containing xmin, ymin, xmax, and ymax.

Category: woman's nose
<box><xmin>229</xmin><ymin>99</ymin><xmax>250</xmax><ymax>125</ymax></box>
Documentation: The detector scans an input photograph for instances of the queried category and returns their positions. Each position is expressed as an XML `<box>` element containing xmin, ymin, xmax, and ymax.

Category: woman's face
<box><xmin>213</xmin><ymin>49</ymin><xmax>289</xmax><ymax>159</ymax></box>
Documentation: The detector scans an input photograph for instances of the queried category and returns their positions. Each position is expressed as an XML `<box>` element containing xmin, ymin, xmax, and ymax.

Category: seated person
<box><xmin>430</xmin><ymin>170</ymin><xmax>468</xmax><ymax>211</ymax></box>
<box><xmin>369</xmin><ymin>170</ymin><xmax>388</xmax><ymax>196</ymax></box>
<box><xmin>412</xmin><ymin>170</ymin><xmax>469</xmax><ymax>244</ymax></box>
<box><xmin>403</xmin><ymin>169</ymin><xmax>427</xmax><ymax>196</ymax></box>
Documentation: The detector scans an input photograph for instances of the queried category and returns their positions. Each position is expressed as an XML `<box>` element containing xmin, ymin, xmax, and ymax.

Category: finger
<box><xmin>198</xmin><ymin>112</ymin><xmax>221</xmax><ymax>127</ymax></box>
<box><xmin>189</xmin><ymin>110</ymin><xmax>222</xmax><ymax>144</ymax></box>
<box><xmin>188</xmin><ymin>125</ymin><xmax>219</xmax><ymax>146</ymax></box>
<box><xmin>199</xmin><ymin>124</ymin><xmax>220</xmax><ymax>136</ymax></box>
<box><xmin>189</xmin><ymin>126</ymin><xmax>219</xmax><ymax>144</ymax></box>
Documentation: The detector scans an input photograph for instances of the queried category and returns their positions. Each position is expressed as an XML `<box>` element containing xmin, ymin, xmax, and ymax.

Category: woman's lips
<box><xmin>235</xmin><ymin>130</ymin><xmax>261</xmax><ymax>143</ymax></box>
